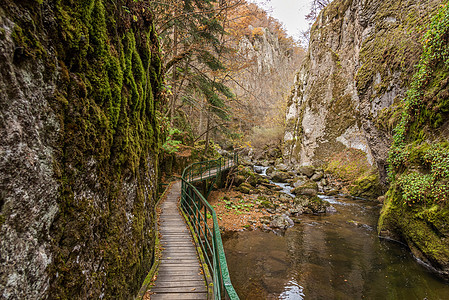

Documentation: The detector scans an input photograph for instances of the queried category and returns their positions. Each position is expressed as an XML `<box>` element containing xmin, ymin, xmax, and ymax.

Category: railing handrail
<box><xmin>180</xmin><ymin>152</ymin><xmax>239</xmax><ymax>300</ymax></box>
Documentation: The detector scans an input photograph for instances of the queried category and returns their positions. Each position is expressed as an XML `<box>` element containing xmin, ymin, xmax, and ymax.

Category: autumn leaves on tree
<box><xmin>151</xmin><ymin>0</ymin><xmax>304</xmax><ymax>157</ymax></box>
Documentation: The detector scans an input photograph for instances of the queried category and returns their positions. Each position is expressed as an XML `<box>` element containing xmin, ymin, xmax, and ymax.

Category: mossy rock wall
<box><xmin>283</xmin><ymin>0</ymin><xmax>440</xmax><ymax>185</ymax></box>
<box><xmin>379</xmin><ymin>187</ymin><xmax>449</xmax><ymax>277</ymax></box>
<box><xmin>0</xmin><ymin>1</ymin><xmax>162</xmax><ymax>298</ymax></box>
<box><xmin>378</xmin><ymin>2</ymin><xmax>449</xmax><ymax>278</ymax></box>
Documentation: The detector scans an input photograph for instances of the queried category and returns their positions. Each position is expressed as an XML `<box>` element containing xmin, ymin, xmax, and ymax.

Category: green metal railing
<box><xmin>181</xmin><ymin>153</ymin><xmax>239</xmax><ymax>300</ymax></box>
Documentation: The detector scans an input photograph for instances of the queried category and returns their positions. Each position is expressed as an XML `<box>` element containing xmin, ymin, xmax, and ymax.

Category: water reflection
<box><xmin>223</xmin><ymin>196</ymin><xmax>449</xmax><ymax>299</ymax></box>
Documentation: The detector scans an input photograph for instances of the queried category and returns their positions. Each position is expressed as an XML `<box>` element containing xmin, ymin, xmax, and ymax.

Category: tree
<box><xmin>149</xmin><ymin>0</ymin><xmax>239</xmax><ymax>156</ymax></box>
<box><xmin>300</xmin><ymin>0</ymin><xmax>330</xmax><ymax>46</ymax></box>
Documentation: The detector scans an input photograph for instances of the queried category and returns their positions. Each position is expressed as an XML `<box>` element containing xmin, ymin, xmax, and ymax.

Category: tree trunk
<box><xmin>204</xmin><ymin>110</ymin><xmax>211</xmax><ymax>156</ymax></box>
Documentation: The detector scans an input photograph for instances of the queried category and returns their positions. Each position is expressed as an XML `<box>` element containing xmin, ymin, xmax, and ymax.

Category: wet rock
<box><xmin>234</xmin><ymin>166</ymin><xmax>269</xmax><ymax>187</ymax></box>
<box><xmin>326</xmin><ymin>206</ymin><xmax>337</xmax><ymax>214</ymax></box>
<box><xmin>294</xmin><ymin>195</ymin><xmax>329</xmax><ymax>214</ymax></box>
<box><xmin>298</xmin><ymin>166</ymin><xmax>315</xmax><ymax>178</ymax></box>
<box><xmin>260</xmin><ymin>182</ymin><xmax>283</xmax><ymax>191</ymax></box>
<box><xmin>349</xmin><ymin>173</ymin><xmax>382</xmax><ymax>199</ymax></box>
<box><xmin>347</xmin><ymin>220</ymin><xmax>373</xmax><ymax>231</ymax></box>
<box><xmin>271</xmin><ymin>171</ymin><xmax>290</xmax><ymax>183</ymax></box>
<box><xmin>291</xmin><ymin>181</ymin><xmax>318</xmax><ymax>196</ymax></box>
<box><xmin>325</xmin><ymin>189</ymin><xmax>340</xmax><ymax>196</ymax></box>
<box><xmin>266</xmin><ymin>166</ymin><xmax>275</xmax><ymax>177</ymax></box>
<box><xmin>270</xmin><ymin>214</ymin><xmax>294</xmax><ymax>229</ymax></box>
<box><xmin>254</xmin><ymin>166</ymin><xmax>264</xmax><ymax>174</ymax></box>
<box><xmin>311</xmin><ymin>171</ymin><xmax>324</xmax><ymax>181</ymax></box>
<box><xmin>292</xmin><ymin>176</ymin><xmax>308</xmax><ymax>188</ymax></box>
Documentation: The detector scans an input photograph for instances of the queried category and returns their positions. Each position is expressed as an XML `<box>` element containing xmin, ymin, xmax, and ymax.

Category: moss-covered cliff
<box><xmin>283</xmin><ymin>0</ymin><xmax>440</xmax><ymax>189</ymax></box>
<box><xmin>284</xmin><ymin>0</ymin><xmax>449</xmax><ymax>277</ymax></box>
<box><xmin>378</xmin><ymin>2</ymin><xmax>449</xmax><ymax>278</ymax></box>
<box><xmin>0</xmin><ymin>0</ymin><xmax>162</xmax><ymax>298</ymax></box>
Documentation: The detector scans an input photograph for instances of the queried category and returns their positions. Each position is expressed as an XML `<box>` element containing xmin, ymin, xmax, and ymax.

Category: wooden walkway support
<box><xmin>149</xmin><ymin>181</ymin><xmax>207</xmax><ymax>299</ymax></box>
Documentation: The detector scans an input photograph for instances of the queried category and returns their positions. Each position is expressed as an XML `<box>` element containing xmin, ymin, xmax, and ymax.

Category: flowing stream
<box><xmin>222</xmin><ymin>167</ymin><xmax>449</xmax><ymax>299</ymax></box>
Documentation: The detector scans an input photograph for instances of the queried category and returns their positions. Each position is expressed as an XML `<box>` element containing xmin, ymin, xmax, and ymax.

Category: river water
<box><xmin>222</xmin><ymin>169</ymin><xmax>449</xmax><ymax>299</ymax></box>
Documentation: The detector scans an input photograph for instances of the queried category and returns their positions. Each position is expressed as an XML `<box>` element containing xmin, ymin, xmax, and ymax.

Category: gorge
<box><xmin>0</xmin><ymin>0</ymin><xmax>448</xmax><ymax>299</ymax></box>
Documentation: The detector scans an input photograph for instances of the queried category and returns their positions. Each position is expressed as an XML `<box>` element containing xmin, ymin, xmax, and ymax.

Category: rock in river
<box><xmin>270</xmin><ymin>214</ymin><xmax>294</xmax><ymax>229</ymax></box>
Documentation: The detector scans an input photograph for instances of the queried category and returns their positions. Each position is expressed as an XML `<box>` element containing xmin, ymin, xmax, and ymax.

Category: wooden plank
<box><xmin>156</xmin><ymin>274</ymin><xmax>205</xmax><ymax>282</ymax></box>
<box><xmin>160</xmin><ymin>259</ymin><xmax>200</xmax><ymax>263</ymax></box>
<box><xmin>152</xmin><ymin>280</ymin><xmax>206</xmax><ymax>288</ymax></box>
<box><xmin>149</xmin><ymin>181</ymin><xmax>207</xmax><ymax>298</ymax></box>
<box><xmin>158</xmin><ymin>266</ymin><xmax>202</xmax><ymax>272</ymax></box>
<box><xmin>158</xmin><ymin>269</ymin><xmax>199</xmax><ymax>277</ymax></box>
<box><xmin>150</xmin><ymin>292</ymin><xmax>207</xmax><ymax>300</ymax></box>
<box><xmin>151</xmin><ymin>286</ymin><xmax>207</xmax><ymax>293</ymax></box>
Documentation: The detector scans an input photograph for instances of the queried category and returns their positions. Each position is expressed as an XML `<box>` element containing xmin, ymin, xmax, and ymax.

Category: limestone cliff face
<box><xmin>284</xmin><ymin>0</ymin><xmax>449</xmax><ymax>278</ymax></box>
<box><xmin>238</xmin><ymin>26</ymin><xmax>289</xmax><ymax>75</ymax></box>
<box><xmin>231</xmin><ymin>26</ymin><xmax>302</xmax><ymax>130</ymax></box>
<box><xmin>283</xmin><ymin>0</ymin><xmax>439</xmax><ymax>183</ymax></box>
<box><xmin>0</xmin><ymin>1</ymin><xmax>162</xmax><ymax>299</ymax></box>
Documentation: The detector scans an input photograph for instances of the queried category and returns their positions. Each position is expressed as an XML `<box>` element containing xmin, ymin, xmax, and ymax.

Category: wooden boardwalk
<box><xmin>149</xmin><ymin>181</ymin><xmax>207</xmax><ymax>300</ymax></box>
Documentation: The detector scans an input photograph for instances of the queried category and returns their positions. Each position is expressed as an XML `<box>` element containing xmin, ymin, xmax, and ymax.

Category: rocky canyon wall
<box><xmin>284</xmin><ymin>0</ymin><xmax>449</xmax><ymax>278</ymax></box>
<box><xmin>284</xmin><ymin>0</ymin><xmax>439</xmax><ymax>184</ymax></box>
<box><xmin>229</xmin><ymin>24</ymin><xmax>303</xmax><ymax>133</ymax></box>
<box><xmin>0</xmin><ymin>1</ymin><xmax>162</xmax><ymax>298</ymax></box>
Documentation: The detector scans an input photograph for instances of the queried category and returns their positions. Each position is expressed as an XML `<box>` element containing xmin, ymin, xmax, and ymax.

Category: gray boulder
<box><xmin>291</xmin><ymin>180</ymin><xmax>318</xmax><ymax>196</ymax></box>
<box><xmin>311</xmin><ymin>171</ymin><xmax>324</xmax><ymax>181</ymax></box>
<box><xmin>254</xmin><ymin>166</ymin><xmax>264</xmax><ymax>174</ymax></box>
<box><xmin>266</xmin><ymin>166</ymin><xmax>275</xmax><ymax>177</ymax></box>
<box><xmin>293</xmin><ymin>176</ymin><xmax>308</xmax><ymax>188</ymax></box>
<box><xmin>298</xmin><ymin>165</ymin><xmax>315</xmax><ymax>178</ymax></box>
<box><xmin>271</xmin><ymin>171</ymin><xmax>290</xmax><ymax>183</ymax></box>
<box><xmin>270</xmin><ymin>214</ymin><xmax>294</xmax><ymax>229</ymax></box>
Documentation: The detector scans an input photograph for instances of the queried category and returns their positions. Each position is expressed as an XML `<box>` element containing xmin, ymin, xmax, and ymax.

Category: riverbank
<box><xmin>221</xmin><ymin>195</ymin><xmax>449</xmax><ymax>299</ymax></box>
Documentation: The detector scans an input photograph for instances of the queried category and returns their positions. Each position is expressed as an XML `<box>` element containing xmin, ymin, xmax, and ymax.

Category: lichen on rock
<box><xmin>283</xmin><ymin>0</ymin><xmax>441</xmax><ymax>186</ymax></box>
<box><xmin>0</xmin><ymin>1</ymin><xmax>163</xmax><ymax>298</ymax></box>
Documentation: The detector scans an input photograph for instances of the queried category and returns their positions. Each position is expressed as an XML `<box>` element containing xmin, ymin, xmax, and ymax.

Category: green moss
<box><xmin>350</xmin><ymin>172</ymin><xmax>382</xmax><ymax>199</ymax></box>
<box><xmin>259</xmin><ymin>200</ymin><xmax>275</xmax><ymax>209</ymax></box>
<box><xmin>38</xmin><ymin>0</ymin><xmax>164</xmax><ymax>298</ymax></box>
<box><xmin>11</xmin><ymin>24</ymin><xmax>46</xmax><ymax>59</ymax></box>
<box><xmin>356</xmin><ymin>0</ymin><xmax>440</xmax><ymax>96</ymax></box>
<box><xmin>379</xmin><ymin>186</ymin><xmax>449</xmax><ymax>269</ymax></box>
<box><xmin>380</xmin><ymin>1</ymin><xmax>449</xmax><ymax>263</ymax></box>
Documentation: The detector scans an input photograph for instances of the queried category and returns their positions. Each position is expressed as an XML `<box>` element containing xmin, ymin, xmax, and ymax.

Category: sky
<box><xmin>249</xmin><ymin>0</ymin><xmax>312</xmax><ymax>40</ymax></box>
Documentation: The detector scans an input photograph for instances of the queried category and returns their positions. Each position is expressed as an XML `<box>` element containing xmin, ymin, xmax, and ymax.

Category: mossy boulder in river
<box><xmin>234</xmin><ymin>165</ymin><xmax>269</xmax><ymax>187</ymax></box>
<box><xmin>291</xmin><ymin>181</ymin><xmax>318</xmax><ymax>196</ymax></box>
<box><xmin>271</xmin><ymin>171</ymin><xmax>290</xmax><ymax>183</ymax></box>
<box><xmin>293</xmin><ymin>195</ymin><xmax>329</xmax><ymax>214</ymax></box>
<box><xmin>297</xmin><ymin>166</ymin><xmax>315</xmax><ymax>178</ymax></box>
<box><xmin>378</xmin><ymin>186</ymin><xmax>449</xmax><ymax>278</ymax></box>
<box><xmin>350</xmin><ymin>173</ymin><xmax>382</xmax><ymax>199</ymax></box>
